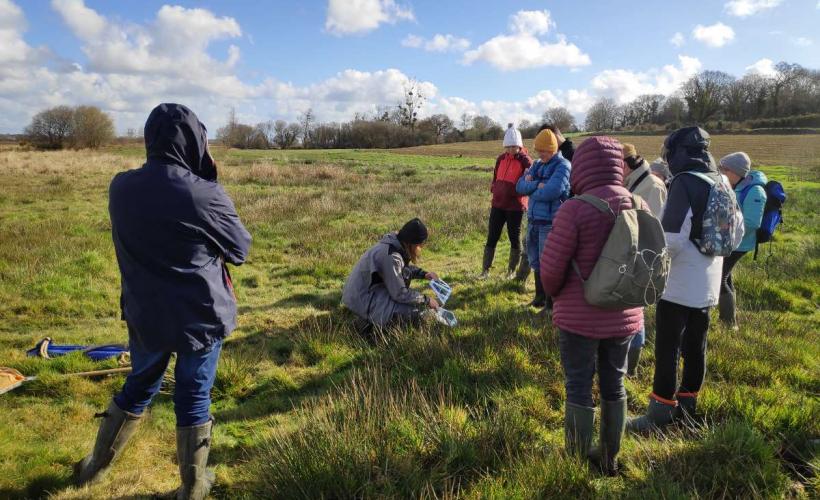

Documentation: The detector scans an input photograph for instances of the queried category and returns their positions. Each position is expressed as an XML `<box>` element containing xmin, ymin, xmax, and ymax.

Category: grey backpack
<box><xmin>571</xmin><ymin>194</ymin><xmax>670</xmax><ymax>309</ymax></box>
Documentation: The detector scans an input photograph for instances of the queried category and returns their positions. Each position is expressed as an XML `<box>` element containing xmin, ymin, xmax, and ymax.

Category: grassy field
<box><xmin>0</xmin><ymin>136</ymin><xmax>818</xmax><ymax>499</ymax></box>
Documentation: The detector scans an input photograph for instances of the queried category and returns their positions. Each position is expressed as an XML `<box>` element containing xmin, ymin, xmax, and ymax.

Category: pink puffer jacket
<box><xmin>539</xmin><ymin>136</ymin><xmax>644</xmax><ymax>339</ymax></box>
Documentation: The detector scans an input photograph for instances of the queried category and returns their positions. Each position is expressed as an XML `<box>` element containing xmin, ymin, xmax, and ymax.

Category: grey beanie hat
<box><xmin>719</xmin><ymin>152</ymin><xmax>751</xmax><ymax>178</ymax></box>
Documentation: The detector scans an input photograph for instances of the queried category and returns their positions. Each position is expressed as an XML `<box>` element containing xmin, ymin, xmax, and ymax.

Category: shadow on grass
<box><xmin>0</xmin><ymin>471</ymin><xmax>73</xmax><ymax>500</ymax></box>
<box><xmin>238</xmin><ymin>290</ymin><xmax>342</xmax><ymax>314</ymax></box>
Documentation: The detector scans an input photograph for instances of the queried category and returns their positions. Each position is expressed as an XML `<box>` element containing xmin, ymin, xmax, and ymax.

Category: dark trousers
<box><xmin>652</xmin><ymin>299</ymin><xmax>710</xmax><ymax>400</ymax></box>
<box><xmin>486</xmin><ymin>207</ymin><xmax>523</xmax><ymax>250</ymax></box>
<box><xmin>114</xmin><ymin>337</ymin><xmax>222</xmax><ymax>427</ymax></box>
<box><xmin>559</xmin><ymin>330</ymin><xmax>634</xmax><ymax>407</ymax></box>
<box><xmin>720</xmin><ymin>251</ymin><xmax>747</xmax><ymax>296</ymax></box>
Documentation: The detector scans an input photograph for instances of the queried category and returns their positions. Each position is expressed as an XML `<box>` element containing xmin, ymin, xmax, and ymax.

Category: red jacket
<box><xmin>491</xmin><ymin>149</ymin><xmax>532</xmax><ymax>211</ymax></box>
<box><xmin>539</xmin><ymin>136</ymin><xmax>644</xmax><ymax>339</ymax></box>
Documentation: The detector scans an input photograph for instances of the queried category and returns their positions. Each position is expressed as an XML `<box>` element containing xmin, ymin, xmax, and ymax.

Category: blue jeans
<box><xmin>559</xmin><ymin>330</ymin><xmax>634</xmax><ymax>407</ymax></box>
<box><xmin>114</xmin><ymin>337</ymin><xmax>222</xmax><ymax>427</ymax></box>
<box><xmin>631</xmin><ymin>327</ymin><xmax>645</xmax><ymax>349</ymax></box>
<box><xmin>527</xmin><ymin>222</ymin><xmax>552</xmax><ymax>272</ymax></box>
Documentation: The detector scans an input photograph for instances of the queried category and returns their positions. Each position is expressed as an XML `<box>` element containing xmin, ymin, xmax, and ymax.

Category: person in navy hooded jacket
<box><xmin>74</xmin><ymin>103</ymin><xmax>251</xmax><ymax>500</ymax></box>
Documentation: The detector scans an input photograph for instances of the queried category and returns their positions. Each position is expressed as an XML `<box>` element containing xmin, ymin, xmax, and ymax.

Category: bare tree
<box><xmin>584</xmin><ymin>97</ymin><xmax>619</xmax><ymax>131</ymax></box>
<box><xmin>681</xmin><ymin>70</ymin><xmax>734</xmax><ymax>123</ymax></box>
<box><xmin>542</xmin><ymin>106</ymin><xmax>575</xmax><ymax>131</ymax></box>
<box><xmin>24</xmin><ymin>106</ymin><xmax>75</xmax><ymax>149</ymax></box>
<box><xmin>273</xmin><ymin>120</ymin><xmax>300</xmax><ymax>149</ymax></box>
<box><xmin>418</xmin><ymin>114</ymin><xmax>453</xmax><ymax>144</ymax></box>
<box><xmin>397</xmin><ymin>79</ymin><xmax>426</xmax><ymax>132</ymax></box>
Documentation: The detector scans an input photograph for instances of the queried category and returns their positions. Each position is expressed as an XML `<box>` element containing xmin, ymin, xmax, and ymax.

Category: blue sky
<box><xmin>1</xmin><ymin>0</ymin><xmax>818</xmax><ymax>133</ymax></box>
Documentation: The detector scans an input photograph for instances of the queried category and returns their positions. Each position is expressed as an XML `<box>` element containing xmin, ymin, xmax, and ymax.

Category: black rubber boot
<box><xmin>627</xmin><ymin>396</ymin><xmax>676</xmax><ymax>434</ymax></box>
<box><xmin>528</xmin><ymin>276</ymin><xmax>546</xmax><ymax>308</ymax></box>
<box><xmin>74</xmin><ymin>400</ymin><xmax>142</xmax><ymax>486</ymax></box>
<box><xmin>506</xmin><ymin>248</ymin><xmax>521</xmax><ymax>280</ymax></box>
<box><xmin>626</xmin><ymin>345</ymin><xmax>642</xmax><ymax>377</ymax></box>
<box><xmin>718</xmin><ymin>292</ymin><xmax>738</xmax><ymax>330</ymax></box>
<box><xmin>478</xmin><ymin>245</ymin><xmax>495</xmax><ymax>280</ymax></box>
<box><xmin>564</xmin><ymin>402</ymin><xmax>595</xmax><ymax>457</ymax></box>
<box><xmin>176</xmin><ymin>418</ymin><xmax>215</xmax><ymax>500</ymax></box>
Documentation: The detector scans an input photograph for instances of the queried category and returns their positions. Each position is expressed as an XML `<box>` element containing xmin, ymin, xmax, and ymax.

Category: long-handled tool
<box><xmin>0</xmin><ymin>366</ymin><xmax>132</xmax><ymax>396</ymax></box>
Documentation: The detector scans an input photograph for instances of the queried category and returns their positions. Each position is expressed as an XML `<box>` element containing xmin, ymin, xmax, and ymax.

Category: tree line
<box><xmin>20</xmin><ymin>61</ymin><xmax>819</xmax><ymax>150</ymax></box>
<box><xmin>584</xmin><ymin>61</ymin><xmax>820</xmax><ymax>131</ymax></box>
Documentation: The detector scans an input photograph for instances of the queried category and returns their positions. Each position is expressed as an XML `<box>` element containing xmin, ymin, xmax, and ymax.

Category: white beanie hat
<box><xmin>502</xmin><ymin>123</ymin><xmax>523</xmax><ymax>147</ymax></box>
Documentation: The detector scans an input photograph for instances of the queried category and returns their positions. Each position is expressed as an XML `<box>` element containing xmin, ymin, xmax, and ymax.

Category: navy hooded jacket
<box><xmin>109</xmin><ymin>103</ymin><xmax>252</xmax><ymax>352</ymax></box>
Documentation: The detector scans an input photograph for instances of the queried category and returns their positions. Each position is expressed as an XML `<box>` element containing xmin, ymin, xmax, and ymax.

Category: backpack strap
<box><xmin>628</xmin><ymin>171</ymin><xmax>650</xmax><ymax>193</ymax></box>
<box><xmin>676</xmin><ymin>170</ymin><xmax>715</xmax><ymax>186</ymax></box>
<box><xmin>573</xmin><ymin>194</ymin><xmax>616</xmax><ymax>218</ymax></box>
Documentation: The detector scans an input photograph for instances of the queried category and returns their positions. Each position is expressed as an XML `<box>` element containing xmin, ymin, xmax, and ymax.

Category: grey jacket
<box><xmin>342</xmin><ymin>233</ymin><xmax>428</xmax><ymax>326</ymax></box>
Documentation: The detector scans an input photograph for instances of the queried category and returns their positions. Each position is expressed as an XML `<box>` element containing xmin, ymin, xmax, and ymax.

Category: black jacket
<box><xmin>109</xmin><ymin>103</ymin><xmax>252</xmax><ymax>352</ymax></box>
<box><xmin>661</xmin><ymin>126</ymin><xmax>720</xmax><ymax>243</ymax></box>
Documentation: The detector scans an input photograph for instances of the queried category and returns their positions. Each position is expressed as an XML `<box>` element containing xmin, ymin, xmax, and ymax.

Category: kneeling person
<box><xmin>343</xmin><ymin>218</ymin><xmax>440</xmax><ymax>333</ymax></box>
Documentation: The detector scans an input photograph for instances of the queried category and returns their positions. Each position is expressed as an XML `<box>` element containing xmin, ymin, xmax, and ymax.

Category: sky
<box><xmin>1</xmin><ymin>0</ymin><xmax>818</xmax><ymax>134</ymax></box>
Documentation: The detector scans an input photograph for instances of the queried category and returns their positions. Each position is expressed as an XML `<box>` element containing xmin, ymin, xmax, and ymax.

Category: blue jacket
<box><xmin>516</xmin><ymin>152</ymin><xmax>571</xmax><ymax>223</ymax></box>
<box><xmin>735</xmin><ymin>170</ymin><xmax>768</xmax><ymax>252</ymax></box>
<box><xmin>109</xmin><ymin>104</ymin><xmax>252</xmax><ymax>352</ymax></box>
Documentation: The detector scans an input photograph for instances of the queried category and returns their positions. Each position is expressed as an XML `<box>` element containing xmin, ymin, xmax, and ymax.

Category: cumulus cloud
<box><xmin>692</xmin><ymin>22</ymin><xmax>735</xmax><ymax>47</ymax></box>
<box><xmin>669</xmin><ymin>32</ymin><xmax>685</xmax><ymax>47</ymax></box>
<box><xmin>589</xmin><ymin>55</ymin><xmax>702</xmax><ymax>105</ymax></box>
<box><xmin>745</xmin><ymin>58</ymin><xmax>777</xmax><ymax>76</ymax></box>
<box><xmin>725</xmin><ymin>0</ymin><xmax>783</xmax><ymax>17</ymax></box>
<box><xmin>401</xmin><ymin>34</ymin><xmax>470</xmax><ymax>52</ymax></box>
<box><xmin>508</xmin><ymin>9</ymin><xmax>553</xmax><ymax>35</ymax></box>
<box><xmin>0</xmin><ymin>0</ymin><xmax>48</xmax><ymax>64</ymax></box>
<box><xmin>325</xmin><ymin>0</ymin><xmax>413</xmax><ymax>36</ymax></box>
<box><xmin>463</xmin><ymin>9</ymin><xmax>590</xmax><ymax>71</ymax></box>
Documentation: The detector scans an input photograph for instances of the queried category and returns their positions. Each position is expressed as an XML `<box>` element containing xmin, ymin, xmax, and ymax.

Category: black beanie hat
<box><xmin>397</xmin><ymin>218</ymin><xmax>428</xmax><ymax>244</ymax></box>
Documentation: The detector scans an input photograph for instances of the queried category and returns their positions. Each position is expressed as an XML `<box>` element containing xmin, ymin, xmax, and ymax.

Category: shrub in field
<box><xmin>24</xmin><ymin>105</ymin><xmax>115</xmax><ymax>150</ymax></box>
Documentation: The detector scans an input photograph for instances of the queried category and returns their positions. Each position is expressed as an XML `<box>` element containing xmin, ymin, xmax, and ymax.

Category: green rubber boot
<box><xmin>674</xmin><ymin>392</ymin><xmax>698</xmax><ymax>424</ymax></box>
<box><xmin>627</xmin><ymin>396</ymin><xmax>676</xmax><ymax>434</ymax></box>
<box><xmin>719</xmin><ymin>292</ymin><xmax>738</xmax><ymax>330</ymax></box>
<box><xmin>588</xmin><ymin>398</ymin><xmax>627</xmax><ymax>476</ymax></box>
<box><xmin>74</xmin><ymin>400</ymin><xmax>142</xmax><ymax>486</ymax></box>
<box><xmin>176</xmin><ymin>418</ymin><xmax>216</xmax><ymax>500</ymax></box>
<box><xmin>478</xmin><ymin>245</ymin><xmax>495</xmax><ymax>280</ymax></box>
<box><xmin>626</xmin><ymin>345</ymin><xmax>642</xmax><ymax>377</ymax></box>
<box><xmin>565</xmin><ymin>402</ymin><xmax>595</xmax><ymax>457</ymax></box>
<box><xmin>506</xmin><ymin>248</ymin><xmax>521</xmax><ymax>280</ymax></box>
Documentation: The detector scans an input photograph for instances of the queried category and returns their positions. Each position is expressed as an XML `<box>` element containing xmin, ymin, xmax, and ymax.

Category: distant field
<box><xmin>0</xmin><ymin>143</ymin><xmax>818</xmax><ymax>499</ymax></box>
<box><xmin>394</xmin><ymin>134</ymin><xmax>820</xmax><ymax>170</ymax></box>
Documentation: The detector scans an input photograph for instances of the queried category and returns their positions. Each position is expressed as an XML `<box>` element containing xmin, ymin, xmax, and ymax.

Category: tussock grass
<box><xmin>0</xmin><ymin>145</ymin><xmax>817</xmax><ymax>498</ymax></box>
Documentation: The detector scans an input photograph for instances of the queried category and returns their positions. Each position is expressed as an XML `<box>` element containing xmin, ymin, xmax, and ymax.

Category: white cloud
<box><xmin>669</xmin><ymin>32</ymin><xmax>685</xmax><ymax>47</ymax></box>
<box><xmin>589</xmin><ymin>55</ymin><xmax>702</xmax><ymax>105</ymax></box>
<box><xmin>692</xmin><ymin>22</ymin><xmax>735</xmax><ymax>47</ymax></box>
<box><xmin>509</xmin><ymin>9</ymin><xmax>553</xmax><ymax>35</ymax></box>
<box><xmin>325</xmin><ymin>0</ymin><xmax>413</xmax><ymax>36</ymax></box>
<box><xmin>725</xmin><ymin>0</ymin><xmax>783</xmax><ymax>17</ymax></box>
<box><xmin>791</xmin><ymin>36</ymin><xmax>813</xmax><ymax>47</ymax></box>
<box><xmin>401</xmin><ymin>33</ymin><xmax>470</xmax><ymax>52</ymax></box>
<box><xmin>0</xmin><ymin>0</ymin><xmax>49</xmax><ymax>64</ymax></box>
<box><xmin>463</xmin><ymin>10</ymin><xmax>590</xmax><ymax>71</ymax></box>
<box><xmin>745</xmin><ymin>58</ymin><xmax>777</xmax><ymax>76</ymax></box>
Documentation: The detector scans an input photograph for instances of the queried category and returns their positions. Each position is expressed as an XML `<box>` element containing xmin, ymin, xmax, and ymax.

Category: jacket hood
<box><xmin>570</xmin><ymin>136</ymin><xmax>624</xmax><ymax>194</ymax></box>
<box><xmin>144</xmin><ymin>103</ymin><xmax>216</xmax><ymax>181</ymax></box>
<box><xmin>738</xmin><ymin>170</ymin><xmax>768</xmax><ymax>190</ymax></box>
<box><xmin>379</xmin><ymin>233</ymin><xmax>408</xmax><ymax>260</ymax></box>
<box><xmin>663</xmin><ymin>126</ymin><xmax>717</xmax><ymax>176</ymax></box>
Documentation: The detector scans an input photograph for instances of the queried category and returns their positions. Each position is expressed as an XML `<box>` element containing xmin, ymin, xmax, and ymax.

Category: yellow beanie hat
<box><xmin>622</xmin><ymin>143</ymin><xmax>637</xmax><ymax>159</ymax></box>
<box><xmin>533</xmin><ymin>129</ymin><xmax>558</xmax><ymax>156</ymax></box>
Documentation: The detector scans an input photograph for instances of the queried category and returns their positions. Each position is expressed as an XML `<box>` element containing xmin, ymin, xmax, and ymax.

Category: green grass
<box><xmin>0</xmin><ymin>143</ymin><xmax>817</xmax><ymax>499</ymax></box>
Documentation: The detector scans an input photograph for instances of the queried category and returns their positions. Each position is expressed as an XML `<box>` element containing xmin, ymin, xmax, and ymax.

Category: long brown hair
<box><xmin>402</xmin><ymin>242</ymin><xmax>422</xmax><ymax>264</ymax></box>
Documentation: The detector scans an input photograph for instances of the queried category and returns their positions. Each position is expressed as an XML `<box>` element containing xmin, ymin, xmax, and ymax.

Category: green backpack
<box><xmin>571</xmin><ymin>194</ymin><xmax>670</xmax><ymax>309</ymax></box>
